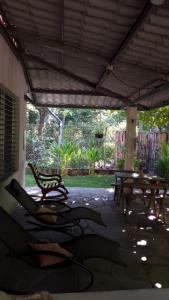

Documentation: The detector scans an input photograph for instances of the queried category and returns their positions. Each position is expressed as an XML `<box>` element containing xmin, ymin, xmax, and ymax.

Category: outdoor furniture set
<box><xmin>0</xmin><ymin>174</ymin><xmax>130</xmax><ymax>294</ymax></box>
<box><xmin>0</xmin><ymin>207</ymin><xmax>124</xmax><ymax>294</ymax></box>
<box><xmin>113</xmin><ymin>170</ymin><xmax>169</xmax><ymax>223</ymax></box>
<box><xmin>6</xmin><ymin>179</ymin><xmax>106</xmax><ymax>236</ymax></box>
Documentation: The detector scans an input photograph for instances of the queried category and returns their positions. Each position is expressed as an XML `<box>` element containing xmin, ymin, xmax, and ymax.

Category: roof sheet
<box><xmin>1</xmin><ymin>0</ymin><xmax>169</xmax><ymax>109</ymax></box>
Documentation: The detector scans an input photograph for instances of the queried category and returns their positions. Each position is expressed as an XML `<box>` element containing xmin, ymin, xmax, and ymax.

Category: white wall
<box><xmin>0</xmin><ymin>34</ymin><xmax>27</xmax><ymax>212</ymax></box>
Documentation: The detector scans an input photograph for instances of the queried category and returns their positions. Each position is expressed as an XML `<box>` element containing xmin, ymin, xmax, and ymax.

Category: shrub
<box><xmin>156</xmin><ymin>143</ymin><xmax>169</xmax><ymax>179</ymax></box>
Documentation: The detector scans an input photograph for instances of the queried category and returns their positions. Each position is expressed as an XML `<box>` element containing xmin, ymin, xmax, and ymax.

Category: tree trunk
<box><xmin>58</xmin><ymin>115</ymin><xmax>65</xmax><ymax>145</ymax></box>
<box><xmin>38</xmin><ymin>108</ymin><xmax>48</xmax><ymax>137</ymax></box>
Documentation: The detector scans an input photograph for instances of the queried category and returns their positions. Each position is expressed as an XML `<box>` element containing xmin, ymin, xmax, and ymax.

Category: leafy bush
<box><xmin>156</xmin><ymin>143</ymin><xmax>169</xmax><ymax>179</ymax></box>
<box><xmin>117</xmin><ymin>158</ymin><xmax>125</xmax><ymax>170</ymax></box>
<box><xmin>104</xmin><ymin>145</ymin><xmax>114</xmax><ymax>165</ymax></box>
<box><xmin>133</xmin><ymin>158</ymin><xmax>142</xmax><ymax>170</ymax></box>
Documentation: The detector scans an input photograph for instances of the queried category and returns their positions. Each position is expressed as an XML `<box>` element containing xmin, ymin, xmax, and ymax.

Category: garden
<box><xmin>25</xmin><ymin>106</ymin><xmax>122</xmax><ymax>187</ymax></box>
<box><xmin>26</xmin><ymin>104</ymin><xmax>169</xmax><ymax>187</ymax></box>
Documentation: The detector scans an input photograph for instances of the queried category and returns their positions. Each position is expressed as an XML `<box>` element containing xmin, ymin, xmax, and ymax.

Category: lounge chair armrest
<box><xmin>42</xmin><ymin>201</ymin><xmax>71</xmax><ymax>210</ymax></box>
<box><xmin>34</xmin><ymin>211</ymin><xmax>59</xmax><ymax>217</ymax></box>
<box><xmin>30</xmin><ymin>248</ymin><xmax>93</xmax><ymax>281</ymax></box>
<box><xmin>24</xmin><ymin>211</ymin><xmax>59</xmax><ymax>219</ymax></box>
<box><xmin>32</xmin><ymin>211</ymin><xmax>79</xmax><ymax>226</ymax></box>
<box><xmin>31</xmin><ymin>248</ymin><xmax>73</xmax><ymax>259</ymax></box>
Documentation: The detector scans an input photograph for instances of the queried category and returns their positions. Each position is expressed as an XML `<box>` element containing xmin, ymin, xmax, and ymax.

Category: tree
<box><xmin>26</xmin><ymin>103</ymin><xmax>39</xmax><ymax>124</ymax></box>
<box><xmin>47</xmin><ymin>108</ymin><xmax>65</xmax><ymax>145</ymax></box>
<box><xmin>37</xmin><ymin>107</ymin><xmax>48</xmax><ymax>136</ymax></box>
<box><xmin>139</xmin><ymin>106</ymin><xmax>169</xmax><ymax>131</ymax></box>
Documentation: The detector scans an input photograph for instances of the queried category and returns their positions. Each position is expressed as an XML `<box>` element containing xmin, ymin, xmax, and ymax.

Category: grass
<box><xmin>25</xmin><ymin>173</ymin><xmax>115</xmax><ymax>188</ymax></box>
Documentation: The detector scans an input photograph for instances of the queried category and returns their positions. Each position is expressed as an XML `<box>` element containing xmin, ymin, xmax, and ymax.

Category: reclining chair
<box><xmin>28</xmin><ymin>163</ymin><xmax>69</xmax><ymax>201</ymax></box>
<box><xmin>6</xmin><ymin>179</ymin><xmax>106</xmax><ymax>235</ymax></box>
<box><xmin>0</xmin><ymin>207</ymin><xmax>124</xmax><ymax>294</ymax></box>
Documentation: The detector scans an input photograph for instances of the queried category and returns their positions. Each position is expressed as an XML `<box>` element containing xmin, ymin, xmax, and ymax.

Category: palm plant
<box><xmin>85</xmin><ymin>147</ymin><xmax>101</xmax><ymax>175</ymax></box>
<box><xmin>51</xmin><ymin>142</ymin><xmax>75</xmax><ymax>175</ymax></box>
<box><xmin>75</xmin><ymin>148</ymin><xmax>83</xmax><ymax>170</ymax></box>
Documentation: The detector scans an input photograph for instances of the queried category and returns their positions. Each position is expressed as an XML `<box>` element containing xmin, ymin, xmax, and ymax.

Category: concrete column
<box><xmin>125</xmin><ymin>106</ymin><xmax>137</xmax><ymax>170</ymax></box>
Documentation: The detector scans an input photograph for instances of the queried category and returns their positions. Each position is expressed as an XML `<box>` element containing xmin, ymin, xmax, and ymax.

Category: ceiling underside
<box><xmin>1</xmin><ymin>0</ymin><xmax>169</xmax><ymax>110</ymax></box>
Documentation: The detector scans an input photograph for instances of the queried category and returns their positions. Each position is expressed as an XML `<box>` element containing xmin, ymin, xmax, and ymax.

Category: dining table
<box><xmin>114</xmin><ymin>171</ymin><xmax>166</xmax><ymax>184</ymax></box>
<box><xmin>113</xmin><ymin>171</ymin><xmax>166</xmax><ymax>208</ymax></box>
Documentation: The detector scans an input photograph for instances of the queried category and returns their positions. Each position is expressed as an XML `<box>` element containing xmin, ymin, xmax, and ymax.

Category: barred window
<box><xmin>0</xmin><ymin>87</ymin><xmax>18</xmax><ymax>182</ymax></box>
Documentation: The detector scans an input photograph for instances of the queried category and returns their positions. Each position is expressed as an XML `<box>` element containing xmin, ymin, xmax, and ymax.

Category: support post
<box><xmin>125</xmin><ymin>106</ymin><xmax>137</xmax><ymax>170</ymax></box>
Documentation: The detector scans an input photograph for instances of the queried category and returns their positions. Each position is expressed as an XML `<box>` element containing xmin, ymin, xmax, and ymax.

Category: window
<box><xmin>0</xmin><ymin>87</ymin><xmax>18</xmax><ymax>182</ymax></box>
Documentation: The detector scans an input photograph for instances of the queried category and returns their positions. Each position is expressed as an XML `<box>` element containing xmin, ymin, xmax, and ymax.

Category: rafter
<box><xmin>129</xmin><ymin>79</ymin><xmax>165</xmax><ymax>99</ymax></box>
<box><xmin>35</xmin><ymin>102</ymin><xmax>122</xmax><ymax>110</ymax></box>
<box><xmin>118</xmin><ymin>58</ymin><xmax>163</xmax><ymax>77</ymax></box>
<box><xmin>132</xmin><ymin>82</ymin><xmax>169</xmax><ymax>105</ymax></box>
<box><xmin>9</xmin><ymin>27</ymin><xmax>108</xmax><ymax>66</ymax></box>
<box><xmin>25</xmin><ymin>53</ymin><xmax>132</xmax><ymax>105</ymax></box>
<box><xmin>95</xmin><ymin>1</ymin><xmax>152</xmax><ymax>90</ymax></box>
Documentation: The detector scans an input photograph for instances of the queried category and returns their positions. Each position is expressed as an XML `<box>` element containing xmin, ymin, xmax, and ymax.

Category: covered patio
<box><xmin>1</xmin><ymin>0</ymin><xmax>169</xmax><ymax>298</ymax></box>
<box><xmin>1</xmin><ymin>0</ymin><xmax>169</xmax><ymax>171</ymax></box>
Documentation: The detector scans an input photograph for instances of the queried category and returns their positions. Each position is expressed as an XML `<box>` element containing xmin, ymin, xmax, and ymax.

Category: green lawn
<box><xmin>25</xmin><ymin>174</ymin><xmax>115</xmax><ymax>188</ymax></box>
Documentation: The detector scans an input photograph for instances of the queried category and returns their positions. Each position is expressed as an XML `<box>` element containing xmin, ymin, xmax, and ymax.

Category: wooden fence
<box><xmin>115</xmin><ymin>131</ymin><xmax>169</xmax><ymax>171</ymax></box>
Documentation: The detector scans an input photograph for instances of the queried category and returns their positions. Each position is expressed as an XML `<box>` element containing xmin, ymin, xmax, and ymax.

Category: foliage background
<box><xmin>26</xmin><ymin>105</ymin><xmax>125</xmax><ymax>170</ymax></box>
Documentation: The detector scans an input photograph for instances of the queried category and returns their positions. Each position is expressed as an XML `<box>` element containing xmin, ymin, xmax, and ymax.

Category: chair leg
<box><xmin>121</xmin><ymin>194</ymin><xmax>127</xmax><ymax>215</ymax></box>
<box><xmin>56</xmin><ymin>188</ymin><xmax>68</xmax><ymax>200</ymax></box>
<box><xmin>61</xmin><ymin>185</ymin><xmax>69</xmax><ymax>194</ymax></box>
<box><xmin>113</xmin><ymin>186</ymin><xmax>118</xmax><ymax>203</ymax></box>
<box><xmin>114</xmin><ymin>185</ymin><xmax>121</xmax><ymax>207</ymax></box>
<box><xmin>41</xmin><ymin>193</ymin><xmax>46</xmax><ymax>202</ymax></box>
<box><xmin>158</xmin><ymin>199</ymin><xmax>166</xmax><ymax>223</ymax></box>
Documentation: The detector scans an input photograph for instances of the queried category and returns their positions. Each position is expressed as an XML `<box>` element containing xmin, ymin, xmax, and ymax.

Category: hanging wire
<box><xmin>110</xmin><ymin>71</ymin><xmax>140</xmax><ymax>89</ymax></box>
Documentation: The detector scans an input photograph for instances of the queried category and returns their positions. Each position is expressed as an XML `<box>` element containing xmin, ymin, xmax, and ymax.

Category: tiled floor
<box><xmin>21</xmin><ymin>186</ymin><xmax>169</xmax><ymax>291</ymax></box>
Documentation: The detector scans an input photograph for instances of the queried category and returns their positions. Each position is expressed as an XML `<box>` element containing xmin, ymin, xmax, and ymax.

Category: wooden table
<box><xmin>114</xmin><ymin>171</ymin><xmax>165</xmax><ymax>184</ymax></box>
<box><xmin>121</xmin><ymin>180</ymin><xmax>169</xmax><ymax>222</ymax></box>
<box><xmin>113</xmin><ymin>171</ymin><xmax>166</xmax><ymax>207</ymax></box>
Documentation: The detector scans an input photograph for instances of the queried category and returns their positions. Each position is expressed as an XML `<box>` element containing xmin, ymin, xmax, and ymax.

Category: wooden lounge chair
<box><xmin>28</xmin><ymin>163</ymin><xmax>69</xmax><ymax>201</ymax></box>
<box><xmin>0</xmin><ymin>207</ymin><xmax>124</xmax><ymax>294</ymax></box>
<box><xmin>6</xmin><ymin>179</ymin><xmax>106</xmax><ymax>235</ymax></box>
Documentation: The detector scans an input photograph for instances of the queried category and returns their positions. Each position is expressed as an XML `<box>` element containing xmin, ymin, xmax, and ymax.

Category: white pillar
<box><xmin>125</xmin><ymin>106</ymin><xmax>137</xmax><ymax>170</ymax></box>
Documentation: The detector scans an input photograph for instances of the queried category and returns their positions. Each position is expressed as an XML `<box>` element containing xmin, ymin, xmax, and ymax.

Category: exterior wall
<box><xmin>0</xmin><ymin>34</ymin><xmax>27</xmax><ymax>212</ymax></box>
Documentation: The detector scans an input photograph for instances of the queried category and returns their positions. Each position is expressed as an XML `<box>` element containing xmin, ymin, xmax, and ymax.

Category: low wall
<box><xmin>26</xmin><ymin>167</ymin><xmax>113</xmax><ymax>176</ymax></box>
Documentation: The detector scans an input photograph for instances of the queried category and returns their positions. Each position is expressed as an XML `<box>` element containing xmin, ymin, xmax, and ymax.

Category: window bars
<box><xmin>0</xmin><ymin>87</ymin><xmax>18</xmax><ymax>181</ymax></box>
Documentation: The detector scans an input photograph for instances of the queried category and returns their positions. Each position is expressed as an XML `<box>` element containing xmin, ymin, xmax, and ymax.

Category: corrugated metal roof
<box><xmin>1</xmin><ymin>0</ymin><xmax>169</xmax><ymax>109</ymax></box>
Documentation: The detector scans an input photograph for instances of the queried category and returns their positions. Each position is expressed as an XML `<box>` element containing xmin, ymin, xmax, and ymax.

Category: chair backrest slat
<box><xmin>5</xmin><ymin>179</ymin><xmax>39</xmax><ymax>214</ymax></box>
<box><xmin>28</xmin><ymin>163</ymin><xmax>42</xmax><ymax>188</ymax></box>
<box><xmin>0</xmin><ymin>207</ymin><xmax>36</xmax><ymax>255</ymax></box>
